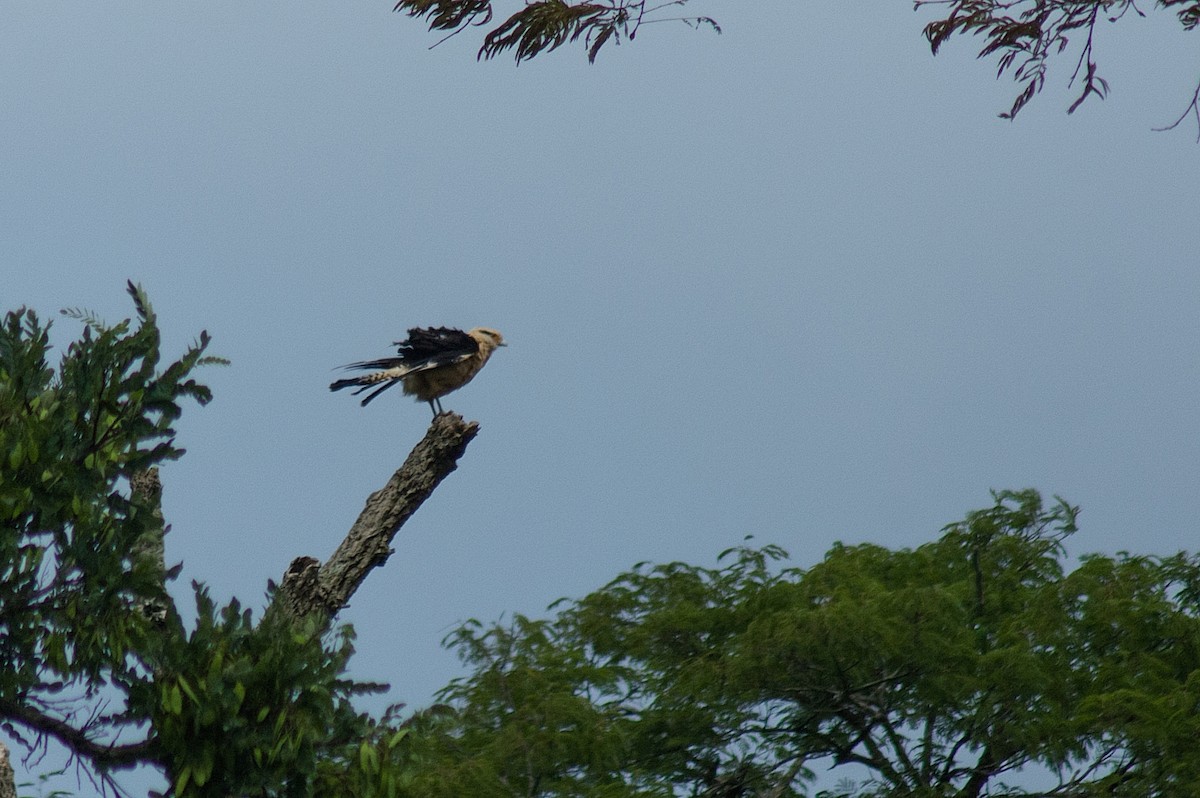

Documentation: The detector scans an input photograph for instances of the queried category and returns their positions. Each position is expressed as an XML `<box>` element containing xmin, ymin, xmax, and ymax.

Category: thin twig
<box><xmin>1153</xmin><ymin>79</ymin><xmax>1200</xmax><ymax>142</ymax></box>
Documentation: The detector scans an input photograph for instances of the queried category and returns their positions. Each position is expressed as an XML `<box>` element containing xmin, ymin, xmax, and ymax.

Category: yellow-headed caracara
<box><xmin>331</xmin><ymin>327</ymin><xmax>506</xmax><ymax>417</ymax></box>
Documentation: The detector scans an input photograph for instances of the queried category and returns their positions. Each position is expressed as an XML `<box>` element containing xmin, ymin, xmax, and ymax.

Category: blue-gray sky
<box><xmin>3</xmin><ymin>0</ymin><xmax>1199</xmax><ymax>791</ymax></box>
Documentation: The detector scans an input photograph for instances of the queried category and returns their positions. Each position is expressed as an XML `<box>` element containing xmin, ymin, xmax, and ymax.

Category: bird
<box><xmin>330</xmin><ymin>327</ymin><xmax>506</xmax><ymax>417</ymax></box>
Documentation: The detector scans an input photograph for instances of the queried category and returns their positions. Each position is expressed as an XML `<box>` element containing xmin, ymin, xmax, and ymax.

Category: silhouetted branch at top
<box><xmin>394</xmin><ymin>0</ymin><xmax>1200</xmax><ymax>132</ymax></box>
<box><xmin>917</xmin><ymin>0</ymin><xmax>1199</xmax><ymax>123</ymax></box>
<box><xmin>395</xmin><ymin>0</ymin><xmax>718</xmax><ymax>63</ymax></box>
<box><xmin>272</xmin><ymin>412</ymin><xmax>480</xmax><ymax>625</ymax></box>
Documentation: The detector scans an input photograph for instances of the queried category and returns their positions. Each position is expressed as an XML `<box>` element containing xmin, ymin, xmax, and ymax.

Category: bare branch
<box><xmin>760</xmin><ymin>753</ymin><xmax>809</xmax><ymax>798</ymax></box>
<box><xmin>272</xmin><ymin>412</ymin><xmax>480</xmax><ymax>624</ymax></box>
<box><xmin>877</xmin><ymin>712</ymin><xmax>920</xmax><ymax>787</ymax></box>
<box><xmin>0</xmin><ymin>698</ymin><xmax>151</xmax><ymax>770</ymax></box>
<box><xmin>1153</xmin><ymin>78</ymin><xmax>1200</xmax><ymax>141</ymax></box>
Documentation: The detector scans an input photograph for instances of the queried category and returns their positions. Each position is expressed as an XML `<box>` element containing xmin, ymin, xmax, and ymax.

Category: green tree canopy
<box><xmin>0</xmin><ymin>284</ymin><xmax>433</xmax><ymax>796</ymax></box>
<box><xmin>404</xmin><ymin>490</ymin><xmax>1200</xmax><ymax>796</ymax></box>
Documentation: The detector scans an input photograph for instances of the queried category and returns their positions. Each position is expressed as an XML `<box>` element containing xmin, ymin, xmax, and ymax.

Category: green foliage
<box><xmin>409</xmin><ymin>490</ymin><xmax>1200</xmax><ymax>796</ymax></box>
<box><xmin>16</xmin><ymin>764</ymin><xmax>73</xmax><ymax>798</ymax></box>
<box><xmin>311</xmin><ymin>705</ymin><xmax>435</xmax><ymax>798</ymax></box>
<box><xmin>411</xmin><ymin>615</ymin><xmax>641</xmax><ymax>796</ymax></box>
<box><xmin>135</xmin><ymin>586</ymin><xmax>378</xmax><ymax>797</ymax></box>
<box><xmin>0</xmin><ymin>281</ymin><xmax>223</xmax><ymax>704</ymax></box>
<box><xmin>0</xmin><ymin>285</ymin><xmax>417</xmax><ymax>796</ymax></box>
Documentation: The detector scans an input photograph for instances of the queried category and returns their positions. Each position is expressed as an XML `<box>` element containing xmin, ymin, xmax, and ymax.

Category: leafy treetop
<box><xmin>397</xmin><ymin>489</ymin><xmax>1200</xmax><ymax>797</ymax></box>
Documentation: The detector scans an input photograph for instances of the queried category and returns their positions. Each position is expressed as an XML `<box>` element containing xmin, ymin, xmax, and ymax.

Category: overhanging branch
<box><xmin>0</xmin><ymin>698</ymin><xmax>152</xmax><ymax>770</ymax></box>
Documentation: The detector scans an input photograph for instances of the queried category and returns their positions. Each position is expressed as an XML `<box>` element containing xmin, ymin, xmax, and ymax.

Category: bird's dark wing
<box><xmin>337</xmin><ymin>356</ymin><xmax>406</xmax><ymax>373</ymax></box>
<box><xmin>393</xmin><ymin>327</ymin><xmax>479</xmax><ymax>374</ymax></box>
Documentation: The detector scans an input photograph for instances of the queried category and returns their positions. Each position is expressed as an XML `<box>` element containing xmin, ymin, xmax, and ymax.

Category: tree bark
<box><xmin>130</xmin><ymin>467</ymin><xmax>166</xmax><ymax>576</ymax></box>
<box><xmin>0</xmin><ymin>741</ymin><xmax>14</xmax><ymax>798</ymax></box>
<box><xmin>273</xmin><ymin>412</ymin><xmax>480</xmax><ymax>625</ymax></box>
<box><xmin>131</xmin><ymin>466</ymin><xmax>171</xmax><ymax>625</ymax></box>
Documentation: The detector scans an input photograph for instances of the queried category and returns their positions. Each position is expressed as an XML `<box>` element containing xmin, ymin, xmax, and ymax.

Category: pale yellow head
<box><xmin>468</xmin><ymin>328</ymin><xmax>506</xmax><ymax>354</ymax></box>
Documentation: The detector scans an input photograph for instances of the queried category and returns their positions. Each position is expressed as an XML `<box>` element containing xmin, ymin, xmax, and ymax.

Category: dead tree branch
<box><xmin>0</xmin><ymin>698</ymin><xmax>152</xmax><ymax>770</ymax></box>
<box><xmin>273</xmin><ymin>412</ymin><xmax>480</xmax><ymax>625</ymax></box>
<box><xmin>131</xmin><ymin>467</ymin><xmax>172</xmax><ymax>626</ymax></box>
<box><xmin>0</xmin><ymin>741</ymin><xmax>14</xmax><ymax>798</ymax></box>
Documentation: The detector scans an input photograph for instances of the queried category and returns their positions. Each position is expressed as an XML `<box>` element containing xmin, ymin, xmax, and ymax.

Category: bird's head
<box><xmin>471</xmin><ymin>328</ymin><xmax>507</xmax><ymax>350</ymax></box>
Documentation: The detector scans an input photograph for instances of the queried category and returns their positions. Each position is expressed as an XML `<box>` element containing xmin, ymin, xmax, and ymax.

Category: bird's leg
<box><xmin>428</xmin><ymin>400</ymin><xmax>438</xmax><ymax>417</ymax></box>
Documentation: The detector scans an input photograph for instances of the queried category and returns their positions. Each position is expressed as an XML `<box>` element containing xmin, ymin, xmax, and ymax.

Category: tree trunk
<box><xmin>131</xmin><ymin>466</ymin><xmax>171</xmax><ymax>625</ymax></box>
<box><xmin>0</xmin><ymin>741</ymin><xmax>15</xmax><ymax>798</ymax></box>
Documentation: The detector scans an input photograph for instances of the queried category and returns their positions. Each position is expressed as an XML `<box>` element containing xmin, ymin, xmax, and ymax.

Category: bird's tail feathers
<box><xmin>330</xmin><ymin>368</ymin><xmax>406</xmax><ymax>406</ymax></box>
<box><xmin>330</xmin><ymin>375</ymin><xmax>369</xmax><ymax>392</ymax></box>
